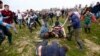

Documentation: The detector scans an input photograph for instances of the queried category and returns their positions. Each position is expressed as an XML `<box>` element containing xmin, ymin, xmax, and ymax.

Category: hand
<box><xmin>6</xmin><ymin>16</ymin><xmax>10</xmax><ymax>18</ymax></box>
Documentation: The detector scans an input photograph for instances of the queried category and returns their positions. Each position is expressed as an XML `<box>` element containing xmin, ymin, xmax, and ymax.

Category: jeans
<box><xmin>0</xmin><ymin>25</ymin><xmax>12</xmax><ymax>45</ymax></box>
<box><xmin>18</xmin><ymin>19</ymin><xmax>22</xmax><ymax>28</ymax></box>
<box><xmin>0</xmin><ymin>30</ymin><xmax>5</xmax><ymax>45</ymax></box>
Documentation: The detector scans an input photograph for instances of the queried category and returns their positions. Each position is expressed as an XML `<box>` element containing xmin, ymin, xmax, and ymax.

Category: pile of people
<box><xmin>0</xmin><ymin>0</ymin><xmax>100</xmax><ymax>56</ymax></box>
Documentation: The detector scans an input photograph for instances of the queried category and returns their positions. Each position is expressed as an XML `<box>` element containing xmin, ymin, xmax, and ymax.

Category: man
<box><xmin>0</xmin><ymin>1</ymin><xmax>12</xmax><ymax>45</ymax></box>
<box><xmin>84</xmin><ymin>10</ymin><xmax>92</xmax><ymax>33</ymax></box>
<box><xmin>1</xmin><ymin>4</ymin><xmax>17</xmax><ymax>33</ymax></box>
<box><xmin>49</xmin><ymin>10</ymin><xmax>54</xmax><ymax>23</ymax></box>
<box><xmin>68</xmin><ymin>10</ymin><xmax>84</xmax><ymax>50</ymax></box>
<box><xmin>92</xmin><ymin>2</ymin><xmax>100</xmax><ymax>19</ymax></box>
<box><xmin>17</xmin><ymin>10</ymin><xmax>23</xmax><ymax>29</ymax></box>
<box><xmin>40</xmin><ymin>23</ymin><xmax>49</xmax><ymax>39</ymax></box>
<box><xmin>52</xmin><ymin>20</ymin><xmax>66</xmax><ymax>38</ymax></box>
<box><xmin>61</xmin><ymin>9</ymin><xmax>65</xmax><ymax>18</ymax></box>
<box><xmin>34</xmin><ymin>13</ymin><xmax>41</xmax><ymax>27</ymax></box>
<box><xmin>56</xmin><ymin>10</ymin><xmax>61</xmax><ymax>20</ymax></box>
<box><xmin>37</xmin><ymin>40</ymin><xmax>68</xmax><ymax>56</ymax></box>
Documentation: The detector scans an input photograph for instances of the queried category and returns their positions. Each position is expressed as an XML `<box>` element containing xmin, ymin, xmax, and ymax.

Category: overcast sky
<box><xmin>3</xmin><ymin>0</ymin><xmax>100</xmax><ymax>12</ymax></box>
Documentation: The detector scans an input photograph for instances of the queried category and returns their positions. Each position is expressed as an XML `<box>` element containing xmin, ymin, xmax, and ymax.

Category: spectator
<box><xmin>16</xmin><ymin>10</ymin><xmax>23</xmax><ymax>29</ymax></box>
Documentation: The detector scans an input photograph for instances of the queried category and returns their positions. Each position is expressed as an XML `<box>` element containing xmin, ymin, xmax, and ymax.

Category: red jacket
<box><xmin>1</xmin><ymin>10</ymin><xmax>13</xmax><ymax>24</ymax></box>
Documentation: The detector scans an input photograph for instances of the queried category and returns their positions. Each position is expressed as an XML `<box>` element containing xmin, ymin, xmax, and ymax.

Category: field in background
<box><xmin>0</xmin><ymin>17</ymin><xmax>100</xmax><ymax>56</ymax></box>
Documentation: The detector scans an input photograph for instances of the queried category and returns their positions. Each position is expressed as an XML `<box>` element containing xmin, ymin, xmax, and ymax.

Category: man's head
<box><xmin>55</xmin><ymin>21</ymin><xmax>60</xmax><ymax>26</ymax></box>
<box><xmin>4</xmin><ymin>4</ymin><xmax>9</xmax><ymax>10</ymax></box>
<box><xmin>96</xmin><ymin>2</ymin><xmax>100</xmax><ymax>5</ymax></box>
<box><xmin>68</xmin><ymin>9</ymin><xmax>73</xmax><ymax>16</ymax></box>
<box><xmin>0</xmin><ymin>0</ymin><xmax>3</xmax><ymax>9</ymax></box>
<box><xmin>17</xmin><ymin>10</ymin><xmax>20</xmax><ymax>13</ymax></box>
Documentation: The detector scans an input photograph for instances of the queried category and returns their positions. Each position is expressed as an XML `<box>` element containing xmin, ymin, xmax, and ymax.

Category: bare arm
<box><xmin>38</xmin><ymin>46</ymin><xmax>42</xmax><ymax>56</ymax></box>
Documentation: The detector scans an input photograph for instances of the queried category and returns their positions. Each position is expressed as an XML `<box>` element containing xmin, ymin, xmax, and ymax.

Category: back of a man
<box><xmin>70</xmin><ymin>13</ymin><xmax>81</xmax><ymax>29</ymax></box>
<box><xmin>69</xmin><ymin>11</ymin><xmax>83</xmax><ymax>50</ymax></box>
<box><xmin>44</xmin><ymin>43</ymin><xmax>60</xmax><ymax>56</ymax></box>
<box><xmin>37</xmin><ymin>40</ymin><xmax>68</xmax><ymax>56</ymax></box>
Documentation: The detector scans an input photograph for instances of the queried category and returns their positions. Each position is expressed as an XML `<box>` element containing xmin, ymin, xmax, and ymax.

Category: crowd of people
<box><xmin>0</xmin><ymin>0</ymin><xmax>100</xmax><ymax>56</ymax></box>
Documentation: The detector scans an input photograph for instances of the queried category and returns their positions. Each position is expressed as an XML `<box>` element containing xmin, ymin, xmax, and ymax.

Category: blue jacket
<box><xmin>40</xmin><ymin>25</ymin><xmax>49</xmax><ymax>38</ymax></box>
<box><xmin>59</xmin><ymin>47</ymin><xmax>66</xmax><ymax>56</ymax></box>
<box><xmin>70</xmin><ymin>13</ymin><xmax>81</xmax><ymax>29</ymax></box>
<box><xmin>45</xmin><ymin>44</ymin><xmax>60</xmax><ymax>56</ymax></box>
<box><xmin>41</xmin><ymin>43</ymin><xmax>67</xmax><ymax>56</ymax></box>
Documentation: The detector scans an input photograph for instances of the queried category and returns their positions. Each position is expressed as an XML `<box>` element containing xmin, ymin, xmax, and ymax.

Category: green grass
<box><xmin>0</xmin><ymin>17</ymin><xmax>100</xmax><ymax>56</ymax></box>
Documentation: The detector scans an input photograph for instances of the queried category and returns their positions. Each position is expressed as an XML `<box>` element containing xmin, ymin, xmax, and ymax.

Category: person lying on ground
<box><xmin>51</xmin><ymin>20</ymin><xmax>66</xmax><ymax>38</ymax></box>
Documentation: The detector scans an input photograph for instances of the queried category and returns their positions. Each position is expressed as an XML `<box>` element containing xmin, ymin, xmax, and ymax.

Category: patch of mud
<box><xmin>84</xmin><ymin>39</ymin><xmax>100</xmax><ymax>56</ymax></box>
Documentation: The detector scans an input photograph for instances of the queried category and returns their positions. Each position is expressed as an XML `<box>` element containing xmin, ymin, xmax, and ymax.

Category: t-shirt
<box><xmin>56</xmin><ymin>11</ymin><xmax>61</xmax><ymax>17</ymax></box>
<box><xmin>17</xmin><ymin>13</ymin><xmax>22</xmax><ymax>19</ymax></box>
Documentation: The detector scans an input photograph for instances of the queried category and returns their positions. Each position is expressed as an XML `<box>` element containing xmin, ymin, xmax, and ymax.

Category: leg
<box><xmin>12</xmin><ymin>23</ymin><xmax>18</xmax><ymax>33</ymax></box>
<box><xmin>74</xmin><ymin>28</ymin><xmax>84</xmax><ymax>49</ymax></box>
<box><xmin>67</xmin><ymin>27</ymin><xmax>74</xmax><ymax>41</ymax></box>
<box><xmin>34</xmin><ymin>22</ymin><xmax>37</xmax><ymax>29</ymax></box>
<box><xmin>0</xmin><ymin>30</ymin><xmax>5</xmax><ymax>45</ymax></box>
<box><xmin>29</xmin><ymin>23</ymin><xmax>33</xmax><ymax>33</ymax></box>
<box><xmin>18</xmin><ymin>19</ymin><xmax>21</xmax><ymax>29</ymax></box>
<box><xmin>84</xmin><ymin>24</ymin><xmax>88</xmax><ymax>33</ymax></box>
<box><xmin>3</xmin><ymin>26</ymin><xmax>12</xmax><ymax>45</ymax></box>
<box><xmin>67</xmin><ymin>26</ymin><xmax>71</xmax><ymax>33</ymax></box>
<box><xmin>87</xmin><ymin>24</ymin><xmax>91</xmax><ymax>33</ymax></box>
<box><xmin>36</xmin><ymin>19</ymin><xmax>41</xmax><ymax>26</ymax></box>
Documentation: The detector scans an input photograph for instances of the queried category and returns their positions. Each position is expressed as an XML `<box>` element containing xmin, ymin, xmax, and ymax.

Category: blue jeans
<box><xmin>0</xmin><ymin>29</ymin><xmax>5</xmax><ymax>45</ymax></box>
<box><xmin>18</xmin><ymin>19</ymin><xmax>22</xmax><ymax>28</ymax></box>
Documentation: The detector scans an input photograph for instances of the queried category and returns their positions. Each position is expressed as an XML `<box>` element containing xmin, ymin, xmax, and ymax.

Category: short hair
<box><xmin>0</xmin><ymin>1</ymin><xmax>3</xmax><ymax>4</ymax></box>
<box><xmin>55</xmin><ymin>21</ymin><xmax>60</xmax><ymax>26</ymax></box>
<box><xmin>4</xmin><ymin>4</ymin><xmax>9</xmax><ymax>7</ymax></box>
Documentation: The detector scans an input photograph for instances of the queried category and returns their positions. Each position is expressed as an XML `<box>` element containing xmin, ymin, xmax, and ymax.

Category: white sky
<box><xmin>3</xmin><ymin>0</ymin><xmax>100</xmax><ymax>12</ymax></box>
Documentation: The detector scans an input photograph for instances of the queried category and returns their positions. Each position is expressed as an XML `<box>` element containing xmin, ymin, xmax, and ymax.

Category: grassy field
<box><xmin>0</xmin><ymin>17</ymin><xmax>100</xmax><ymax>56</ymax></box>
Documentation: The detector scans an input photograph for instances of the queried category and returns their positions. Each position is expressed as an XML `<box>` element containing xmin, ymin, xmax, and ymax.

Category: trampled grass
<box><xmin>0</xmin><ymin>17</ymin><xmax>100</xmax><ymax>56</ymax></box>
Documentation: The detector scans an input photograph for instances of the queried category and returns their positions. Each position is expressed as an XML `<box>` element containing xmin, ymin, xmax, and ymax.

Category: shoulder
<box><xmin>1</xmin><ymin>10</ymin><xmax>5</xmax><ymax>12</ymax></box>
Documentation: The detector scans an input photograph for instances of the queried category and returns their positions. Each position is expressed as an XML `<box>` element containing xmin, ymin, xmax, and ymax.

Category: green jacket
<box><xmin>84</xmin><ymin>13</ymin><xmax>92</xmax><ymax>25</ymax></box>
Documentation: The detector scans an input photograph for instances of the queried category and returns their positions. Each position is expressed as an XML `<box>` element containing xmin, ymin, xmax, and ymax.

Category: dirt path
<box><xmin>84</xmin><ymin>39</ymin><xmax>100</xmax><ymax>56</ymax></box>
